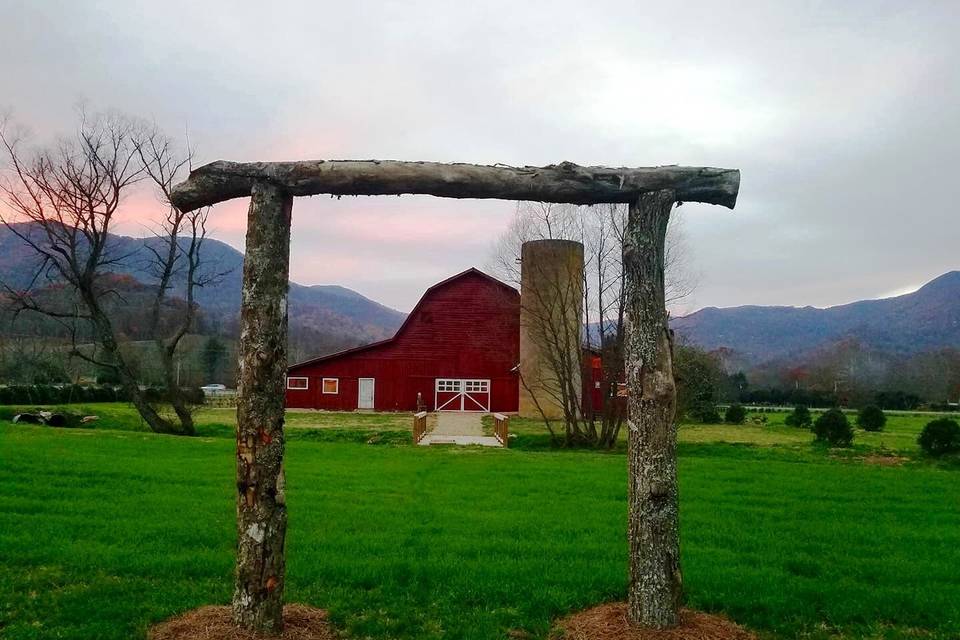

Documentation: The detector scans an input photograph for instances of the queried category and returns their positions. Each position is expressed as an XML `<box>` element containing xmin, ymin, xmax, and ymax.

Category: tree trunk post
<box><xmin>623</xmin><ymin>189</ymin><xmax>682</xmax><ymax>628</ymax></box>
<box><xmin>233</xmin><ymin>181</ymin><xmax>293</xmax><ymax>634</ymax></box>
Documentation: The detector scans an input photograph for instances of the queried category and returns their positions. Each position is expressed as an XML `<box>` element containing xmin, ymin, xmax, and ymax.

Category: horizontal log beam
<box><xmin>169</xmin><ymin>160</ymin><xmax>739</xmax><ymax>211</ymax></box>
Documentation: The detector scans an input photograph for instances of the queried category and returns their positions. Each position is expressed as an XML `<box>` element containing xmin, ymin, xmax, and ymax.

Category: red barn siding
<box><xmin>582</xmin><ymin>352</ymin><xmax>604</xmax><ymax>418</ymax></box>
<box><xmin>285</xmin><ymin>269</ymin><xmax>521</xmax><ymax>412</ymax></box>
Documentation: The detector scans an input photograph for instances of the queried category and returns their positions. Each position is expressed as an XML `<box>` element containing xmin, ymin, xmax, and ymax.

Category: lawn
<box><xmin>1</xmin><ymin>408</ymin><xmax>959</xmax><ymax>639</ymax></box>
<box><xmin>1</xmin><ymin>402</ymin><xmax>944</xmax><ymax>454</ymax></box>
<box><xmin>0</xmin><ymin>404</ymin><xmax>414</xmax><ymax>442</ymax></box>
<box><xmin>496</xmin><ymin>409</ymin><xmax>949</xmax><ymax>454</ymax></box>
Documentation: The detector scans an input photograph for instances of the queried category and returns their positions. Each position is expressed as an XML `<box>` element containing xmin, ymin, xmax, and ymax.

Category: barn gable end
<box><xmin>285</xmin><ymin>268</ymin><xmax>520</xmax><ymax>412</ymax></box>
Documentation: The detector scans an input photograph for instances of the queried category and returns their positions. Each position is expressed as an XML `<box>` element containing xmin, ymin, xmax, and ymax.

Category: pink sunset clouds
<box><xmin>112</xmin><ymin>184</ymin><xmax>515</xmax><ymax>312</ymax></box>
<box><xmin>284</xmin><ymin>196</ymin><xmax>513</xmax><ymax>310</ymax></box>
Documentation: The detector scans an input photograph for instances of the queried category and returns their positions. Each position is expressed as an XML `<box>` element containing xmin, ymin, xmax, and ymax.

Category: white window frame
<box><xmin>436</xmin><ymin>379</ymin><xmax>462</xmax><ymax>393</ymax></box>
<box><xmin>286</xmin><ymin>376</ymin><xmax>309</xmax><ymax>390</ymax></box>
<box><xmin>464</xmin><ymin>380</ymin><xmax>489</xmax><ymax>393</ymax></box>
<box><xmin>321</xmin><ymin>378</ymin><xmax>339</xmax><ymax>394</ymax></box>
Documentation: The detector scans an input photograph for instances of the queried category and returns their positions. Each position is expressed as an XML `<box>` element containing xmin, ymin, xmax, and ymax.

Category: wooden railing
<box><xmin>413</xmin><ymin>411</ymin><xmax>428</xmax><ymax>444</ymax></box>
<box><xmin>493</xmin><ymin>413</ymin><xmax>509</xmax><ymax>447</ymax></box>
<box><xmin>204</xmin><ymin>393</ymin><xmax>239</xmax><ymax>408</ymax></box>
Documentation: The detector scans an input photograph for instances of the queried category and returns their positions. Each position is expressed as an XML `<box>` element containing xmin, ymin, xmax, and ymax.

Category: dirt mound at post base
<box><xmin>148</xmin><ymin>605</ymin><xmax>335</xmax><ymax>640</ymax></box>
<box><xmin>555</xmin><ymin>604</ymin><xmax>756</xmax><ymax>640</ymax></box>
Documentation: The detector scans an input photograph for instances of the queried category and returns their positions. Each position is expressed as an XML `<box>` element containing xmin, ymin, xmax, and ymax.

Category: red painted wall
<box><xmin>285</xmin><ymin>269</ymin><xmax>521</xmax><ymax>412</ymax></box>
<box><xmin>582</xmin><ymin>353</ymin><xmax>604</xmax><ymax>417</ymax></box>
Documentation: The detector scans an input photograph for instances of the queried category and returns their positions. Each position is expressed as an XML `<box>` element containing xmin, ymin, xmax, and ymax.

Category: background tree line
<box><xmin>680</xmin><ymin>340</ymin><xmax>960</xmax><ymax>417</ymax></box>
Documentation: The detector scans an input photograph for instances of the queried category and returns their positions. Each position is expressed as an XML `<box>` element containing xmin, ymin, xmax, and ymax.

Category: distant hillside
<box><xmin>672</xmin><ymin>271</ymin><xmax>960</xmax><ymax>368</ymax></box>
<box><xmin>0</xmin><ymin>223</ymin><xmax>406</xmax><ymax>353</ymax></box>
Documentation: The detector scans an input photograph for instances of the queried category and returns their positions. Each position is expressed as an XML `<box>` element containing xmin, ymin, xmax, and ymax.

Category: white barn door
<box><xmin>358</xmin><ymin>378</ymin><xmax>375</xmax><ymax>409</ymax></box>
<box><xmin>434</xmin><ymin>378</ymin><xmax>490</xmax><ymax>412</ymax></box>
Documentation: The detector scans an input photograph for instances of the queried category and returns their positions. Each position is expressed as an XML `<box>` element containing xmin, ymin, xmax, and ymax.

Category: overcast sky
<box><xmin>2</xmin><ymin>1</ymin><xmax>957</xmax><ymax>313</ymax></box>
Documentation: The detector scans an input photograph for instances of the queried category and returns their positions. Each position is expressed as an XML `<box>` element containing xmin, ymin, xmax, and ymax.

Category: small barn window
<box><xmin>437</xmin><ymin>379</ymin><xmax>461</xmax><ymax>392</ymax></box>
<box><xmin>287</xmin><ymin>376</ymin><xmax>308</xmax><ymax>390</ymax></box>
<box><xmin>465</xmin><ymin>380</ymin><xmax>488</xmax><ymax>393</ymax></box>
<box><xmin>322</xmin><ymin>378</ymin><xmax>339</xmax><ymax>394</ymax></box>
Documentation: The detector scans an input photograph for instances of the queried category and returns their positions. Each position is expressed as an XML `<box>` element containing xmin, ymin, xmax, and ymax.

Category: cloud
<box><xmin>2</xmin><ymin>0</ymin><xmax>958</xmax><ymax>313</ymax></box>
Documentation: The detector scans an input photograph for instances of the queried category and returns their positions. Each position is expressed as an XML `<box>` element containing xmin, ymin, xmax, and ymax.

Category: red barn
<box><xmin>285</xmin><ymin>268</ymin><xmax>521</xmax><ymax>412</ymax></box>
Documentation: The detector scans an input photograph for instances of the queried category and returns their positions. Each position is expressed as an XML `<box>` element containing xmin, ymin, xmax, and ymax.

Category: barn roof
<box><xmin>287</xmin><ymin>267</ymin><xmax>518</xmax><ymax>371</ymax></box>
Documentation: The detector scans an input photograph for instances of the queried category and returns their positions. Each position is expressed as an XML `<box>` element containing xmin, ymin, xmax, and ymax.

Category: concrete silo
<box><xmin>518</xmin><ymin>239</ymin><xmax>585</xmax><ymax>419</ymax></box>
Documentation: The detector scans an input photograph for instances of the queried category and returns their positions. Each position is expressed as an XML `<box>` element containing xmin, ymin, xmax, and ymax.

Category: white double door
<box><xmin>434</xmin><ymin>378</ymin><xmax>490</xmax><ymax>412</ymax></box>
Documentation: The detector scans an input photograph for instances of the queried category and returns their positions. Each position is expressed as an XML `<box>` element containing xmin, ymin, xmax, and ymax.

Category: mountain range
<box><xmin>0</xmin><ymin>224</ymin><xmax>406</xmax><ymax>354</ymax></box>
<box><xmin>0</xmin><ymin>222</ymin><xmax>955</xmax><ymax>371</ymax></box>
<box><xmin>671</xmin><ymin>271</ymin><xmax>960</xmax><ymax>369</ymax></box>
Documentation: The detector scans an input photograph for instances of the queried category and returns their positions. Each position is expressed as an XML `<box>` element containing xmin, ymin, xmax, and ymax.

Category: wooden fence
<box><xmin>203</xmin><ymin>392</ymin><xmax>238</xmax><ymax>408</ymax></box>
<box><xmin>493</xmin><ymin>413</ymin><xmax>509</xmax><ymax>447</ymax></box>
<box><xmin>413</xmin><ymin>411</ymin><xmax>428</xmax><ymax>444</ymax></box>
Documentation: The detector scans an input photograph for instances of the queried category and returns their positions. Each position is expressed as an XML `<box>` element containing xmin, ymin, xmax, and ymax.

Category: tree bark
<box><xmin>170</xmin><ymin>159</ymin><xmax>739</xmax><ymax>211</ymax></box>
<box><xmin>123</xmin><ymin>378</ymin><xmax>185</xmax><ymax>434</ymax></box>
<box><xmin>233</xmin><ymin>181</ymin><xmax>293</xmax><ymax>634</ymax></box>
<box><xmin>162</xmin><ymin>352</ymin><xmax>196</xmax><ymax>435</ymax></box>
<box><xmin>86</xmin><ymin>305</ymin><xmax>191</xmax><ymax>436</ymax></box>
<box><xmin>623</xmin><ymin>189</ymin><xmax>682</xmax><ymax>628</ymax></box>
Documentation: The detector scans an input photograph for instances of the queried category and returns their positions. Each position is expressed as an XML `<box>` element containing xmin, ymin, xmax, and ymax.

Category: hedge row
<box><xmin>0</xmin><ymin>384</ymin><xmax>204</xmax><ymax>406</ymax></box>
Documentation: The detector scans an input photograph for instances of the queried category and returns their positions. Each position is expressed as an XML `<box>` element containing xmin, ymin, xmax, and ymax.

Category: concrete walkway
<box><xmin>419</xmin><ymin>412</ymin><xmax>503</xmax><ymax>447</ymax></box>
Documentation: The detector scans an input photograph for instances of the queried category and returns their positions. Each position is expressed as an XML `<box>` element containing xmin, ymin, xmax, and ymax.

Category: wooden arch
<box><xmin>170</xmin><ymin>159</ymin><xmax>740</xmax><ymax>633</ymax></box>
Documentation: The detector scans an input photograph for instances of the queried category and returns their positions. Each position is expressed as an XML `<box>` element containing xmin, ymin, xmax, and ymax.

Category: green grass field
<box><xmin>498</xmin><ymin>409</ymin><xmax>947</xmax><ymax>454</ymax></box>
<box><xmin>1</xmin><ymin>406</ymin><xmax>959</xmax><ymax>639</ymax></box>
<box><xmin>0</xmin><ymin>404</ymin><xmax>414</xmax><ymax>443</ymax></box>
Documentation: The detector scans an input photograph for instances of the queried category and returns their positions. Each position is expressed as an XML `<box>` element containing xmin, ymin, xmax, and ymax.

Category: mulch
<box><xmin>148</xmin><ymin>605</ymin><xmax>335</xmax><ymax>640</ymax></box>
<box><xmin>554</xmin><ymin>603</ymin><xmax>757</xmax><ymax>640</ymax></box>
<box><xmin>149</xmin><ymin>602</ymin><xmax>756</xmax><ymax>640</ymax></box>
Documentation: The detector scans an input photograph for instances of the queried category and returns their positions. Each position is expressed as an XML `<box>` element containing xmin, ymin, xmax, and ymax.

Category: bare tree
<box><xmin>490</xmin><ymin>201</ymin><xmax>694</xmax><ymax>448</ymax></box>
<box><xmin>587</xmin><ymin>203</ymin><xmax>629</xmax><ymax>448</ymax></box>
<box><xmin>491</xmin><ymin>201</ymin><xmax>694</xmax><ymax>305</ymax></box>
<box><xmin>0</xmin><ymin>111</ymin><xmax>212</xmax><ymax>435</ymax></box>
<box><xmin>134</xmin><ymin>125</ymin><xmax>221</xmax><ymax>434</ymax></box>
